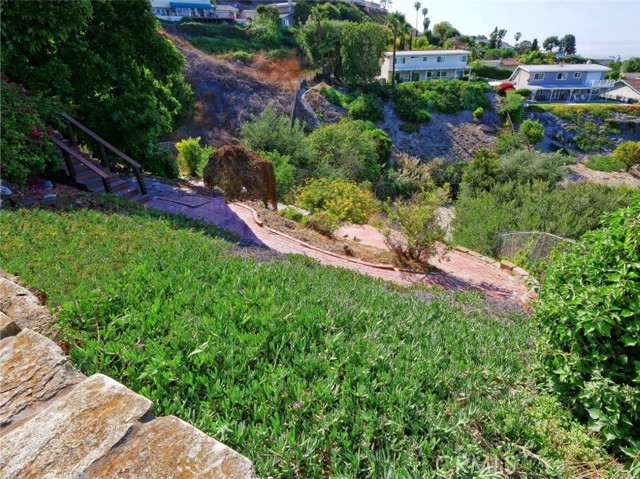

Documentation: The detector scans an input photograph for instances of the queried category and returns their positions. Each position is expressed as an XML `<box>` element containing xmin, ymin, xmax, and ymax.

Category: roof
<box><xmin>623</xmin><ymin>73</ymin><xmax>640</xmax><ymax>80</ymax></box>
<box><xmin>385</xmin><ymin>49</ymin><xmax>471</xmax><ymax>57</ymax></box>
<box><xmin>214</xmin><ymin>4</ymin><xmax>238</xmax><ymax>11</ymax></box>
<box><xmin>170</xmin><ymin>2</ymin><xmax>212</xmax><ymax>9</ymax></box>
<box><xmin>518</xmin><ymin>64</ymin><xmax>611</xmax><ymax>73</ymax></box>
<box><xmin>619</xmin><ymin>79</ymin><xmax>640</xmax><ymax>94</ymax></box>
<box><xmin>500</xmin><ymin>59</ymin><xmax>521</xmax><ymax>66</ymax></box>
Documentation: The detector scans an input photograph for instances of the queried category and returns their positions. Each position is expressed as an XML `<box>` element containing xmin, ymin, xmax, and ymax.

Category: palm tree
<box><xmin>421</xmin><ymin>7</ymin><xmax>428</xmax><ymax>29</ymax></box>
<box><xmin>411</xmin><ymin>2</ymin><xmax>421</xmax><ymax>50</ymax></box>
<box><xmin>387</xmin><ymin>12</ymin><xmax>406</xmax><ymax>86</ymax></box>
<box><xmin>414</xmin><ymin>2</ymin><xmax>421</xmax><ymax>33</ymax></box>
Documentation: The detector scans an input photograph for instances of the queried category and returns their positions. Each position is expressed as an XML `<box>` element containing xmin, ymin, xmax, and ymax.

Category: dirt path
<box><xmin>563</xmin><ymin>163</ymin><xmax>640</xmax><ymax>188</ymax></box>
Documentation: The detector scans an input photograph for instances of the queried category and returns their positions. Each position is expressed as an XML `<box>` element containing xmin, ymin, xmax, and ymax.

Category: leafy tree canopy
<box><xmin>1</xmin><ymin>0</ymin><xmax>192</xmax><ymax>177</ymax></box>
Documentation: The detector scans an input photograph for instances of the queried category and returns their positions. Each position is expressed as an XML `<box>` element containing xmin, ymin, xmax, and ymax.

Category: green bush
<box><xmin>495</xmin><ymin>132</ymin><xmax>526</xmax><ymax>154</ymax></box>
<box><xmin>384</xmin><ymin>188</ymin><xmax>447</xmax><ymax>267</ymax></box>
<box><xmin>473</xmin><ymin>107</ymin><xmax>484</xmax><ymax>119</ymax></box>
<box><xmin>573</xmin><ymin>121</ymin><xmax>613</xmax><ymax>152</ymax></box>
<box><xmin>279</xmin><ymin>206</ymin><xmax>305</xmax><ymax>222</ymax></box>
<box><xmin>513</xmin><ymin>89</ymin><xmax>532</xmax><ymax>99</ymax></box>
<box><xmin>190</xmin><ymin>36</ymin><xmax>255</xmax><ymax>54</ymax></box>
<box><xmin>307</xmin><ymin>210</ymin><xmax>340</xmax><ymax>236</ymax></box>
<box><xmin>535</xmin><ymin>199</ymin><xmax>640</xmax><ymax>461</ymax></box>
<box><xmin>347</xmin><ymin>94</ymin><xmax>384</xmax><ymax>122</ymax></box>
<box><xmin>497</xmin><ymin>150</ymin><xmax>571</xmax><ymax>186</ymax></box>
<box><xmin>0</xmin><ymin>80</ymin><xmax>63</xmax><ymax>185</ymax></box>
<box><xmin>415</xmin><ymin>109</ymin><xmax>431</xmax><ymax>123</ymax></box>
<box><xmin>612</xmin><ymin>141</ymin><xmax>640</xmax><ymax>170</ymax></box>
<box><xmin>318</xmin><ymin>86</ymin><xmax>353</xmax><ymax>108</ymax></box>
<box><xmin>585</xmin><ymin>155</ymin><xmax>626</xmax><ymax>172</ymax></box>
<box><xmin>240</xmin><ymin>103</ymin><xmax>311</xmax><ymax>167</ymax></box>
<box><xmin>231</xmin><ymin>50</ymin><xmax>253</xmax><ymax>62</ymax></box>
<box><xmin>261</xmin><ymin>151</ymin><xmax>296</xmax><ymax>201</ymax></box>
<box><xmin>519</xmin><ymin>119</ymin><xmax>545</xmax><ymax>147</ymax></box>
<box><xmin>452</xmin><ymin>182</ymin><xmax>636</xmax><ymax>255</ymax></box>
<box><xmin>394</xmin><ymin>80</ymin><xmax>491</xmax><ymax>121</ymax></box>
<box><xmin>500</xmin><ymin>91</ymin><xmax>524</xmax><ymax>123</ymax></box>
<box><xmin>308</xmin><ymin>121</ymin><xmax>384</xmax><ymax>182</ymax></box>
<box><xmin>267</xmin><ymin>48</ymin><xmax>290</xmax><ymax>61</ymax></box>
<box><xmin>472</xmin><ymin>64</ymin><xmax>512</xmax><ymax>80</ymax></box>
<box><xmin>175</xmin><ymin>137</ymin><xmax>213</xmax><ymax>177</ymax></box>
<box><xmin>296</xmin><ymin>178</ymin><xmax>378</xmax><ymax>224</ymax></box>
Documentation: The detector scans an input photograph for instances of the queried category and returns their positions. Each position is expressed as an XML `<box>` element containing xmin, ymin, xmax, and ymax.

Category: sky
<box><xmin>392</xmin><ymin>0</ymin><xmax>640</xmax><ymax>60</ymax></box>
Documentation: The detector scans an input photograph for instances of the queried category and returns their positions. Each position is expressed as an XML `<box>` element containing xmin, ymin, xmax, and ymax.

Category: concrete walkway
<box><xmin>145</xmin><ymin>187</ymin><xmax>534</xmax><ymax>306</ymax></box>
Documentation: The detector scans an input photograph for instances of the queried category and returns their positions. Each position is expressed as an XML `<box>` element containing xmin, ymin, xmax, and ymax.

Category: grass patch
<box><xmin>528</xmin><ymin>103</ymin><xmax>640</xmax><ymax>118</ymax></box>
<box><xmin>0</xmin><ymin>203</ymin><xmax>623</xmax><ymax>478</ymax></box>
<box><xmin>584</xmin><ymin>155</ymin><xmax>626</xmax><ymax>172</ymax></box>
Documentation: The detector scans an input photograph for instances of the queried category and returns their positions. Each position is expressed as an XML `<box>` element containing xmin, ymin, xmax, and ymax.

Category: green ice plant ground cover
<box><xmin>0</xmin><ymin>202</ymin><xmax>622</xmax><ymax>478</ymax></box>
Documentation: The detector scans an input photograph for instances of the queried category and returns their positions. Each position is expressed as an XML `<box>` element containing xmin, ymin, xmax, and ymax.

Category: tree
<box><xmin>175</xmin><ymin>137</ymin><xmax>213</xmax><ymax>177</ymax></box>
<box><xmin>559</xmin><ymin>34</ymin><xmax>576</xmax><ymax>55</ymax></box>
<box><xmin>515</xmin><ymin>40</ymin><xmax>532</xmax><ymax>56</ymax></box>
<box><xmin>488</xmin><ymin>26</ymin><xmax>507</xmax><ymax>48</ymax></box>
<box><xmin>531</xmin><ymin>38</ymin><xmax>539</xmax><ymax>52</ymax></box>
<box><xmin>433</xmin><ymin>21</ymin><xmax>458</xmax><ymax>41</ymax></box>
<box><xmin>387</xmin><ymin>12</ymin><xmax>406</xmax><ymax>86</ymax></box>
<box><xmin>1</xmin><ymin>0</ymin><xmax>191</xmax><ymax>178</ymax></box>
<box><xmin>421</xmin><ymin>7</ymin><xmax>430</xmax><ymax>32</ymax></box>
<box><xmin>412</xmin><ymin>2</ymin><xmax>421</xmax><ymax>48</ymax></box>
<box><xmin>293</xmin><ymin>0</ymin><xmax>311</xmax><ymax>24</ymax></box>
<box><xmin>338</xmin><ymin>22</ymin><xmax>387</xmax><ymax>87</ymax></box>
<box><xmin>543</xmin><ymin>35</ymin><xmax>559</xmax><ymax>52</ymax></box>
<box><xmin>623</xmin><ymin>57</ymin><xmax>640</xmax><ymax>73</ymax></box>
<box><xmin>380</xmin><ymin>0</ymin><xmax>392</xmax><ymax>11</ymax></box>
<box><xmin>514</xmin><ymin>31</ymin><xmax>522</xmax><ymax>44</ymax></box>
<box><xmin>296</xmin><ymin>10</ymin><xmax>343</xmax><ymax>81</ymax></box>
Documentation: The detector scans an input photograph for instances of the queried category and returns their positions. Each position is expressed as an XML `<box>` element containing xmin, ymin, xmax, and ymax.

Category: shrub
<box><xmin>500</xmin><ymin>91</ymin><xmax>524</xmax><ymax>123</ymax></box>
<box><xmin>266</xmin><ymin>48</ymin><xmax>289</xmax><ymax>61</ymax></box>
<box><xmin>498</xmin><ymin>150</ymin><xmax>571</xmax><ymax>186</ymax></box>
<box><xmin>307</xmin><ymin>210</ymin><xmax>340</xmax><ymax>236</ymax></box>
<box><xmin>472</xmin><ymin>65</ymin><xmax>512</xmax><ymax>80</ymax></box>
<box><xmin>573</xmin><ymin>121</ymin><xmax>613</xmax><ymax>152</ymax></box>
<box><xmin>348</xmin><ymin>94</ymin><xmax>384</xmax><ymax>122</ymax></box>
<box><xmin>473</xmin><ymin>107</ymin><xmax>484</xmax><ymax>119</ymax></box>
<box><xmin>394</xmin><ymin>80</ymin><xmax>491</xmax><ymax>121</ymax></box>
<box><xmin>452</xmin><ymin>182</ymin><xmax>636</xmax><ymax>255</ymax></box>
<box><xmin>240</xmin><ymin>103</ymin><xmax>311</xmax><ymax>167</ymax></box>
<box><xmin>318</xmin><ymin>86</ymin><xmax>352</xmax><ymax>108</ymax></box>
<box><xmin>308</xmin><ymin>121</ymin><xmax>383</xmax><ymax>182</ymax></box>
<box><xmin>261</xmin><ymin>150</ymin><xmax>296</xmax><ymax>201</ymax></box>
<box><xmin>0</xmin><ymin>80</ymin><xmax>63</xmax><ymax>185</ymax></box>
<box><xmin>535</xmin><ymin>199</ymin><xmax>640</xmax><ymax>459</ymax></box>
<box><xmin>585</xmin><ymin>155</ymin><xmax>626</xmax><ymax>172</ymax></box>
<box><xmin>280</xmin><ymin>206</ymin><xmax>305</xmax><ymax>222</ymax></box>
<box><xmin>175</xmin><ymin>137</ymin><xmax>213</xmax><ymax>177</ymax></box>
<box><xmin>495</xmin><ymin>132</ymin><xmax>526</xmax><ymax>155</ymax></box>
<box><xmin>612</xmin><ymin>141</ymin><xmax>640</xmax><ymax>170</ymax></box>
<box><xmin>519</xmin><ymin>119</ymin><xmax>545</xmax><ymax>147</ymax></box>
<box><xmin>383</xmin><ymin>188</ymin><xmax>447</xmax><ymax>268</ymax></box>
<box><xmin>231</xmin><ymin>51</ymin><xmax>253</xmax><ymax>62</ymax></box>
<box><xmin>513</xmin><ymin>88</ymin><xmax>532</xmax><ymax>99</ymax></box>
<box><xmin>295</xmin><ymin>178</ymin><xmax>378</xmax><ymax>224</ymax></box>
<box><xmin>415</xmin><ymin>109</ymin><xmax>431</xmax><ymax>123</ymax></box>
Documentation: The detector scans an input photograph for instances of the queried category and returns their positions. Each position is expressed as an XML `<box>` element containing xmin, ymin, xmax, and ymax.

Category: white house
<box><xmin>601</xmin><ymin>78</ymin><xmax>640</xmax><ymax>103</ymax></box>
<box><xmin>378</xmin><ymin>50</ymin><xmax>471</xmax><ymax>83</ymax></box>
<box><xmin>508</xmin><ymin>64</ymin><xmax>613</xmax><ymax>102</ymax></box>
<box><xmin>151</xmin><ymin>0</ymin><xmax>213</xmax><ymax>21</ymax></box>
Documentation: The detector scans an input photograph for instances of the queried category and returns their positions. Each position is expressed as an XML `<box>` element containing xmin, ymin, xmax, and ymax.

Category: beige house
<box><xmin>601</xmin><ymin>78</ymin><xmax>640</xmax><ymax>103</ymax></box>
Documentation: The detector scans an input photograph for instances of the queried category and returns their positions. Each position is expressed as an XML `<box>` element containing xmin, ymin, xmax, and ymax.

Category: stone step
<box><xmin>0</xmin><ymin>328</ymin><xmax>84</xmax><ymax>433</ymax></box>
<box><xmin>0</xmin><ymin>374</ymin><xmax>153</xmax><ymax>479</ymax></box>
<box><xmin>0</xmin><ymin>278</ymin><xmax>53</xmax><ymax>335</ymax></box>
<box><xmin>83</xmin><ymin>416</ymin><xmax>255</xmax><ymax>478</ymax></box>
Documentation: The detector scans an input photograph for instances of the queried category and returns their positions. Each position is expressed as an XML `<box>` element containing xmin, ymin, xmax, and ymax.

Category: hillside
<box><xmin>0</xmin><ymin>201</ymin><xmax>624</xmax><ymax>478</ymax></box>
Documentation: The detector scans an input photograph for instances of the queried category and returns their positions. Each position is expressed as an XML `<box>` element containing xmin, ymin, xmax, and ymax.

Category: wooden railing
<box><xmin>61</xmin><ymin>113</ymin><xmax>147</xmax><ymax>195</ymax></box>
<box><xmin>51</xmin><ymin>137</ymin><xmax>113</xmax><ymax>193</ymax></box>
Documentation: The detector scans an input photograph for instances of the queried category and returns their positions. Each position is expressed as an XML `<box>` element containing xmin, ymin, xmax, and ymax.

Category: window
<box><xmin>557</xmin><ymin>73</ymin><xmax>568</xmax><ymax>80</ymax></box>
<box><xmin>437</xmin><ymin>56</ymin><xmax>445</xmax><ymax>63</ymax></box>
<box><xmin>461</xmin><ymin>56</ymin><xmax>467</xmax><ymax>62</ymax></box>
<box><xmin>410</xmin><ymin>56</ymin><xmax>418</xmax><ymax>59</ymax></box>
<box><xmin>551</xmin><ymin>90</ymin><xmax>561</xmax><ymax>100</ymax></box>
<box><xmin>395</xmin><ymin>57</ymin><xmax>406</xmax><ymax>64</ymax></box>
<box><xmin>533</xmin><ymin>73</ymin><xmax>545</xmax><ymax>80</ymax></box>
<box><xmin>573</xmin><ymin>72</ymin><xmax>582</xmax><ymax>78</ymax></box>
<box><xmin>422</xmin><ymin>56</ymin><xmax>429</xmax><ymax>61</ymax></box>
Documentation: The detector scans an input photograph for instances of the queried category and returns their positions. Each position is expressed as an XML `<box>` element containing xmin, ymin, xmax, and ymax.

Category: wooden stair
<box><xmin>53</xmin><ymin>114</ymin><xmax>151</xmax><ymax>204</ymax></box>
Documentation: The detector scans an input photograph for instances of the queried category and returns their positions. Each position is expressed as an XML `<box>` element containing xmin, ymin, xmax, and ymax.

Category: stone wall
<box><xmin>0</xmin><ymin>270</ymin><xmax>255</xmax><ymax>478</ymax></box>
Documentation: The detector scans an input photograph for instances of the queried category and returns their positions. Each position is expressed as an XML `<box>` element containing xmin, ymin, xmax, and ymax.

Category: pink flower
<box><xmin>293</xmin><ymin>403</ymin><xmax>301</xmax><ymax>409</ymax></box>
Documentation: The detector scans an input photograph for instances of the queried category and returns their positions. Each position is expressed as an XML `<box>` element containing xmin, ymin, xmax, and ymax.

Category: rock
<box><xmin>42</xmin><ymin>180</ymin><xmax>53</xmax><ymax>190</ymax></box>
<box><xmin>0</xmin><ymin>278</ymin><xmax>55</xmax><ymax>335</ymax></box>
<box><xmin>500</xmin><ymin>260</ymin><xmax>517</xmax><ymax>271</ymax></box>
<box><xmin>0</xmin><ymin>328</ymin><xmax>84</xmax><ymax>430</ymax></box>
<box><xmin>0</xmin><ymin>311</ymin><xmax>21</xmax><ymax>339</ymax></box>
<box><xmin>83</xmin><ymin>416</ymin><xmax>256</xmax><ymax>479</ymax></box>
<box><xmin>42</xmin><ymin>194</ymin><xmax>57</xmax><ymax>201</ymax></box>
<box><xmin>0</xmin><ymin>374</ymin><xmax>153</xmax><ymax>479</ymax></box>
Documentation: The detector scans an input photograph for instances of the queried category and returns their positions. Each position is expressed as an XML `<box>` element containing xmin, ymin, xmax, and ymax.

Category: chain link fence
<box><xmin>495</xmin><ymin>231</ymin><xmax>575</xmax><ymax>263</ymax></box>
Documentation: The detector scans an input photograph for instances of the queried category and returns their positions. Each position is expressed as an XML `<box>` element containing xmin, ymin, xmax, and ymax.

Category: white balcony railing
<box><xmin>586</xmin><ymin>79</ymin><xmax>615</xmax><ymax>88</ymax></box>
